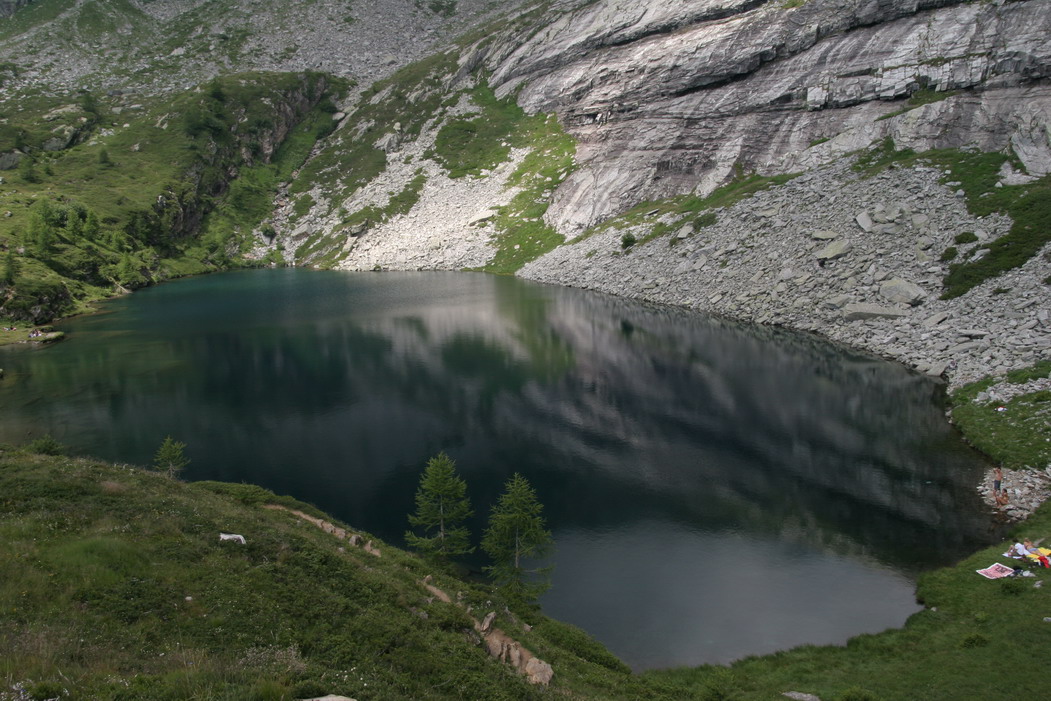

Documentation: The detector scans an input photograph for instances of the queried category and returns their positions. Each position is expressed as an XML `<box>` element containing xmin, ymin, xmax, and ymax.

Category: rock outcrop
<box><xmin>979</xmin><ymin>466</ymin><xmax>1051</xmax><ymax>522</ymax></box>
<box><xmin>463</xmin><ymin>0</ymin><xmax>1051</xmax><ymax>233</ymax></box>
<box><xmin>421</xmin><ymin>578</ymin><xmax>554</xmax><ymax>685</ymax></box>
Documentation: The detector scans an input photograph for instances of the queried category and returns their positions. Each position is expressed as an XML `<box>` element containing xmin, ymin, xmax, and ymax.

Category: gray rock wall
<box><xmin>471</xmin><ymin>0</ymin><xmax>1051</xmax><ymax>233</ymax></box>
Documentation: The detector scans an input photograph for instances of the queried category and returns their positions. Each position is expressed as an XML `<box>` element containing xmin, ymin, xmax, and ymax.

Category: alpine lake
<box><xmin>0</xmin><ymin>268</ymin><xmax>998</xmax><ymax>671</ymax></box>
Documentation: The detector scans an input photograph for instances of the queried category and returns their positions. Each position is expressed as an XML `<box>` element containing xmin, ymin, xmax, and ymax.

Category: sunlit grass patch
<box><xmin>573</xmin><ymin>171</ymin><xmax>800</xmax><ymax>247</ymax></box>
<box><xmin>433</xmin><ymin>83</ymin><xmax>524</xmax><ymax>179</ymax></box>
<box><xmin>950</xmin><ymin>361</ymin><xmax>1051</xmax><ymax>469</ymax></box>
<box><xmin>480</xmin><ymin>113</ymin><xmax>576</xmax><ymax>274</ymax></box>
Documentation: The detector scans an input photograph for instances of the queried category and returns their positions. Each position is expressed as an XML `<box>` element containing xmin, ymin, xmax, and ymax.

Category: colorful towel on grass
<box><xmin>976</xmin><ymin>562</ymin><xmax>1016</xmax><ymax>579</ymax></box>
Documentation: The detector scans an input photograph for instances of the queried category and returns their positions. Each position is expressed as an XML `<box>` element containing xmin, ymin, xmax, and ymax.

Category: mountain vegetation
<box><xmin>0</xmin><ymin>70</ymin><xmax>344</xmax><ymax>321</ymax></box>
<box><xmin>481</xmin><ymin>473</ymin><xmax>553</xmax><ymax>605</ymax></box>
<box><xmin>405</xmin><ymin>452</ymin><xmax>475</xmax><ymax>561</ymax></box>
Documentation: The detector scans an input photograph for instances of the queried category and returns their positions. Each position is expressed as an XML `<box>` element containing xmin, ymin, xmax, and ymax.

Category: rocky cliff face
<box><xmin>285</xmin><ymin>0</ymin><xmax>1048</xmax><ymax>265</ymax></box>
<box><xmin>470</xmin><ymin>0</ymin><xmax>1051</xmax><ymax>233</ymax></box>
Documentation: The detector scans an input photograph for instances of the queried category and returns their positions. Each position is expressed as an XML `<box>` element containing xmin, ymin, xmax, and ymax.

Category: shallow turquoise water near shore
<box><xmin>0</xmin><ymin>268</ymin><xmax>996</xmax><ymax>669</ymax></box>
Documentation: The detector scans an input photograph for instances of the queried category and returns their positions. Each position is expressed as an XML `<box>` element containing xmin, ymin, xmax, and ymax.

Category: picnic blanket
<box><xmin>976</xmin><ymin>562</ymin><xmax>1017</xmax><ymax>579</ymax></box>
<box><xmin>1029</xmin><ymin>549</ymin><xmax>1051</xmax><ymax>568</ymax></box>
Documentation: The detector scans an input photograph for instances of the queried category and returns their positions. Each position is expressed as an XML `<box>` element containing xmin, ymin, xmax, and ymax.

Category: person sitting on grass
<box><xmin>1007</xmin><ymin>540</ymin><xmax>1034</xmax><ymax>558</ymax></box>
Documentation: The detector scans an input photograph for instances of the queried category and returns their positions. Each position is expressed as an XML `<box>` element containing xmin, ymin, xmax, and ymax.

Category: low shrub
<box><xmin>999</xmin><ymin>577</ymin><xmax>1027</xmax><ymax>596</ymax></box>
<box><xmin>25</xmin><ymin>434</ymin><xmax>65</xmax><ymax>455</ymax></box>
<box><xmin>837</xmin><ymin>688</ymin><xmax>882</xmax><ymax>701</ymax></box>
<box><xmin>534</xmin><ymin>619</ymin><xmax>631</xmax><ymax>673</ymax></box>
<box><xmin>960</xmin><ymin>632</ymin><xmax>989</xmax><ymax>648</ymax></box>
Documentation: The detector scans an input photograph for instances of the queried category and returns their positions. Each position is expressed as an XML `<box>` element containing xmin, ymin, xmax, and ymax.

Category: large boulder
<box><xmin>879</xmin><ymin>278</ymin><xmax>927</xmax><ymax>305</ymax></box>
<box><xmin>0</xmin><ymin>151</ymin><xmax>23</xmax><ymax>170</ymax></box>
<box><xmin>843</xmin><ymin>303</ymin><xmax>909</xmax><ymax>321</ymax></box>
<box><xmin>816</xmin><ymin>239</ymin><xmax>852</xmax><ymax>261</ymax></box>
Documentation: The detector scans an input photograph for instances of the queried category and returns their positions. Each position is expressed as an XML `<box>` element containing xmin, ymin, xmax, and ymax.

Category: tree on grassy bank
<box><xmin>405</xmin><ymin>452</ymin><xmax>474</xmax><ymax>560</ymax></box>
<box><xmin>482</xmin><ymin>472</ymin><xmax>552</xmax><ymax>604</ymax></box>
<box><xmin>153</xmin><ymin>435</ymin><xmax>189</xmax><ymax>479</ymax></box>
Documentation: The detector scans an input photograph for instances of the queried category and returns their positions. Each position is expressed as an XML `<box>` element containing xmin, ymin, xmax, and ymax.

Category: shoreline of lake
<box><xmin>0</xmin><ymin>268</ymin><xmax>999</xmax><ymax>670</ymax></box>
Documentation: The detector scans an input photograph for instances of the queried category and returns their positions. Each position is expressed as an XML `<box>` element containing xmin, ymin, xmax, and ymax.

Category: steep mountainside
<box><xmin>264</xmin><ymin>0</ymin><xmax>1048</xmax><ymax>391</ymax></box>
<box><xmin>480</xmin><ymin>0</ymin><xmax>1051</xmax><ymax>233</ymax></box>
<box><xmin>0</xmin><ymin>0</ymin><xmax>1047</xmax><ymax>388</ymax></box>
<box><xmin>0</xmin><ymin>447</ymin><xmax>660</xmax><ymax>699</ymax></box>
<box><xmin>0</xmin><ymin>0</ymin><xmax>523</xmax><ymax>321</ymax></box>
<box><xmin>1</xmin><ymin>1</ymin><xmax>1050</xmax><ymax>698</ymax></box>
<box><xmin>1</xmin><ymin>0</ymin><xmax>1048</xmax><ymax>384</ymax></box>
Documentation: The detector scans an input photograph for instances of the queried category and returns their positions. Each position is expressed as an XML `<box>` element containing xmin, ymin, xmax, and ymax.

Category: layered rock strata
<box><xmin>469</xmin><ymin>0</ymin><xmax>1051</xmax><ymax>233</ymax></box>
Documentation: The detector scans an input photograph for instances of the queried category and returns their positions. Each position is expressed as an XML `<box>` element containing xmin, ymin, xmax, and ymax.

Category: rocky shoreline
<box><xmin>979</xmin><ymin>466</ymin><xmax>1051</xmax><ymax>523</ymax></box>
<box><xmin>325</xmin><ymin>139</ymin><xmax>1049</xmax><ymax>415</ymax></box>
<box><xmin>519</xmin><ymin>157</ymin><xmax>1049</xmax><ymax>393</ymax></box>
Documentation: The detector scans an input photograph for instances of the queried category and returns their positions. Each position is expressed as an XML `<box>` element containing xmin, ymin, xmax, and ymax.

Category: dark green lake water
<box><xmin>0</xmin><ymin>268</ymin><xmax>996</xmax><ymax>670</ymax></box>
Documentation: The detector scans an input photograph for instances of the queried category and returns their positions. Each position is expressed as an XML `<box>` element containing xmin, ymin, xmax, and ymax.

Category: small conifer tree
<box><xmin>18</xmin><ymin>156</ymin><xmax>40</xmax><ymax>184</ymax></box>
<box><xmin>25</xmin><ymin>213</ymin><xmax>53</xmax><ymax>258</ymax></box>
<box><xmin>405</xmin><ymin>452</ymin><xmax>474</xmax><ymax>560</ymax></box>
<box><xmin>481</xmin><ymin>473</ymin><xmax>553</xmax><ymax>604</ymax></box>
<box><xmin>83</xmin><ymin>211</ymin><xmax>101</xmax><ymax>241</ymax></box>
<box><xmin>153</xmin><ymin>436</ymin><xmax>189</xmax><ymax>480</ymax></box>
<box><xmin>66</xmin><ymin>210</ymin><xmax>84</xmax><ymax>239</ymax></box>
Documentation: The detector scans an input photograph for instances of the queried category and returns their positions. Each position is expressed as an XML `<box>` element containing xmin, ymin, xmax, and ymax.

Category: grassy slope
<box><xmin>649</xmin><ymin>505</ymin><xmax>1051</xmax><ymax>701</ymax></box>
<box><xmin>289</xmin><ymin>51</ymin><xmax>576</xmax><ymax>271</ymax></box>
<box><xmin>0</xmin><ymin>72</ymin><xmax>343</xmax><ymax>324</ymax></box>
<box><xmin>1</xmin><ymin>446</ymin><xmax>678</xmax><ymax>700</ymax></box>
<box><xmin>948</xmin><ymin>361</ymin><xmax>1051</xmax><ymax>471</ymax></box>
